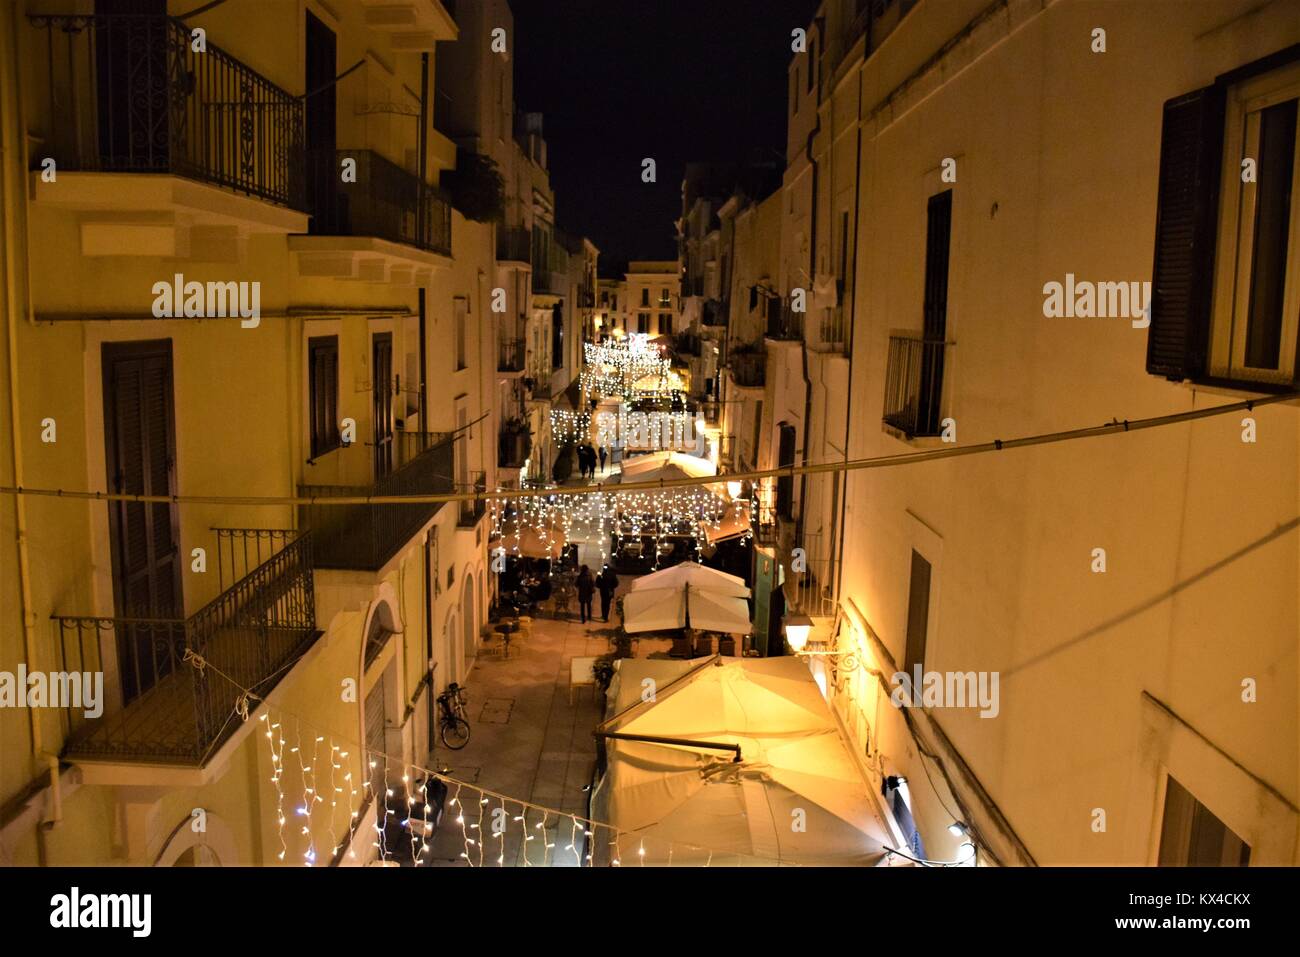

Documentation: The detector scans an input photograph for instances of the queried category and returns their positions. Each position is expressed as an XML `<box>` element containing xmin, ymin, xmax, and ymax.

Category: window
<box><xmin>1149</xmin><ymin>55</ymin><xmax>1300</xmax><ymax>387</ymax></box>
<box><xmin>641</xmin><ymin>287</ymin><xmax>650</xmax><ymax>307</ymax></box>
<box><xmin>1158</xmin><ymin>777</ymin><xmax>1251</xmax><ymax>866</ymax></box>
<box><xmin>308</xmin><ymin>335</ymin><xmax>340</xmax><ymax>458</ymax></box>
<box><xmin>552</xmin><ymin>303</ymin><xmax>564</xmax><ymax>369</ymax></box>
<box><xmin>902</xmin><ymin>550</ymin><xmax>932</xmax><ymax>680</ymax></box>
<box><xmin>637</xmin><ymin>312</ymin><xmax>649</xmax><ymax>334</ymax></box>
<box><xmin>454</xmin><ymin>297</ymin><xmax>468</xmax><ymax>371</ymax></box>
<box><xmin>658</xmin><ymin>313</ymin><xmax>672</xmax><ymax>335</ymax></box>
<box><xmin>885</xmin><ymin>190</ymin><xmax>952</xmax><ymax>438</ymax></box>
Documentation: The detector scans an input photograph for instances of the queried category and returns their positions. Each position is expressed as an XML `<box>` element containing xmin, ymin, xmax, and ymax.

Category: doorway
<box><xmin>372</xmin><ymin>332</ymin><xmax>394</xmax><ymax>477</ymax></box>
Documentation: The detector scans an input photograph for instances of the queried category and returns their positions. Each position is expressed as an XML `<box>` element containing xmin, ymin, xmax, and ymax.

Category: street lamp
<box><xmin>783</xmin><ymin>613</ymin><xmax>814</xmax><ymax>653</ymax></box>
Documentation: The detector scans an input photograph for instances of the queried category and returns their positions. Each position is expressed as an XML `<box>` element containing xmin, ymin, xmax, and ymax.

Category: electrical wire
<box><xmin>1</xmin><ymin>392</ymin><xmax>1291</xmax><ymax>510</ymax></box>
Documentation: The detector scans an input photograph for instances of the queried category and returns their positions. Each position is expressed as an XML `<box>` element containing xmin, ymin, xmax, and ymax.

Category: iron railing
<box><xmin>496</xmin><ymin>225</ymin><xmax>531</xmax><ymax>263</ymax></box>
<box><xmin>702</xmin><ymin>299</ymin><xmax>727</xmax><ymax>326</ymax></box>
<box><xmin>532</xmin><ymin>269</ymin><xmax>567</xmax><ymax>296</ymax></box>
<box><xmin>816</xmin><ymin>302</ymin><xmax>847</xmax><ymax>351</ymax></box>
<box><xmin>299</xmin><ymin>432</ymin><xmax>453</xmax><ymax>570</ymax></box>
<box><xmin>458</xmin><ymin>471</ymin><xmax>487</xmax><ymax>526</ymax></box>
<box><xmin>498</xmin><ymin>336</ymin><xmax>526</xmax><ymax>373</ymax></box>
<box><xmin>499</xmin><ymin>426</ymin><xmax>531</xmax><ymax>469</ymax></box>
<box><xmin>52</xmin><ymin>532</ymin><xmax>316</xmax><ymax>765</ymax></box>
<box><xmin>882</xmin><ymin>334</ymin><xmax>950</xmax><ymax>438</ymax></box>
<box><xmin>211</xmin><ymin>526</ymin><xmax>297</xmax><ymax>591</ymax></box>
<box><xmin>28</xmin><ymin>12</ymin><xmax>303</xmax><ymax>208</ymax></box>
<box><xmin>306</xmin><ymin>148</ymin><xmax>451</xmax><ymax>256</ymax></box>
<box><xmin>729</xmin><ymin>352</ymin><xmax>766</xmax><ymax>388</ymax></box>
<box><xmin>765</xmin><ymin>300</ymin><xmax>803</xmax><ymax>340</ymax></box>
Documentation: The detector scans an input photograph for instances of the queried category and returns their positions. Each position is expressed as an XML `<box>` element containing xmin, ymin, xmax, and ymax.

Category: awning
<box><xmin>592</xmin><ymin>657</ymin><xmax>891</xmax><ymax>866</ymax></box>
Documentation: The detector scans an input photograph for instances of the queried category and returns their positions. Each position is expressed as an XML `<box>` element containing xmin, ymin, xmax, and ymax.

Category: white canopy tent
<box><xmin>592</xmin><ymin>657</ymin><xmax>892</xmax><ymax>866</ymax></box>
<box><xmin>619</xmin><ymin>450</ymin><xmax>716</xmax><ymax>484</ymax></box>
<box><xmin>622</xmin><ymin>563</ymin><xmax>752</xmax><ymax>635</ymax></box>
<box><xmin>628</xmin><ymin>562</ymin><xmax>749</xmax><ymax>596</ymax></box>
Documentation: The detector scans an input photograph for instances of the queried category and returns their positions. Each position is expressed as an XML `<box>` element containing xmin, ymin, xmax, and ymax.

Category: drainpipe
<box><xmin>2</xmin><ymin>2</ymin><xmax>61</xmax><ymax>826</ymax></box>
<box><xmin>834</xmin><ymin>34</ymin><xmax>867</xmax><ymax>607</ymax></box>
<box><xmin>793</xmin><ymin>18</ymin><xmax>823</xmax><ymax>597</ymax></box>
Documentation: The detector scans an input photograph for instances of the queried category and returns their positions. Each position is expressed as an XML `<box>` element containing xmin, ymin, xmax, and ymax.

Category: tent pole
<box><xmin>593</xmin><ymin>730</ymin><xmax>742</xmax><ymax>762</ymax></box>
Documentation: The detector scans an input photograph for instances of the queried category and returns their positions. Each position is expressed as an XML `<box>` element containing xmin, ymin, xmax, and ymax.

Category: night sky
<box><xmin>507</xmin><ymin>0</ymin><xmax>819</xmax><ymax>271</ymax></box>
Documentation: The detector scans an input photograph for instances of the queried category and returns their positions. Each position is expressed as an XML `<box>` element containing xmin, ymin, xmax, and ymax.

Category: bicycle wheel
<box><xmin>441</xmin><ymin>715</ymin><xmax>471</xmax><ymax>750</ymax></box>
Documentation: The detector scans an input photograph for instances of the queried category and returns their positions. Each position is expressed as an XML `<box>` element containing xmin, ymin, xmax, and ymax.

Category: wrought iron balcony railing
<box><xmin>499</xmin><ymin>424</ymin><xmax>532</xmax><ymax>469</ymax></box>
<box><xmin>765</xmin><ymin>300</ymin><xmax>803</xmax><ymax>340</ymax></box>
<box><xmin>52</xmin><ymin>532</ymin><xmax>317</xmax><ymax>765</ymax></box>
<box><xmin>299</xmin><ymin>432</ymin><xmax>453</xmax><ymax>571</ymax></box>
<box><xmin>496</xmin><ymin>225</ymin><xmax>531</xmax><ymax>263</ymax></box>
<box><xmin>306</xmin><ymin>148</ymin><xmax>452</xmax><ymax>256</ymax></box>
<box><xmin>882</xmin><ymin>334</ymin><xmax>951</xmax><ymax>438</ymax></box>
<box><xmin>531</xmin><ymin>269</ymin><xmax>567</xmax><ymax>296</ymax></box>
<box><xmin>498</xmin><ymin>336</ymin><xmax>526</xmax><ymax>373</ymax></box>
<box><xmin>28</xmin><ymin>12</ymin><xmax>304</xmax><ymax>209</ymax></box>
<box><xmin>729</xmin><ymin>352</ymin><xmax>766</xmax><ymax>388</ymax></box>
<box><xmin>458</xmin><ymin>471</ymin><xmax>487</xmax><ymax>527</ymax></box>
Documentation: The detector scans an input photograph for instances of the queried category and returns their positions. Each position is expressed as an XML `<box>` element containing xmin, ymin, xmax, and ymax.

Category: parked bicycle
<box><xmin>437</xmin><ymin>682</ymin><xmax>471</xmax><ymax>750</ymax></box>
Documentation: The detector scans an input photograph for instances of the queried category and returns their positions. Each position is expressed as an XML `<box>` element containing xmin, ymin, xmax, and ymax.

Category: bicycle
<box><xmin>436</xmin><ymin>682</ymin><xmax>471</xmax><ymax>750</ymax></box>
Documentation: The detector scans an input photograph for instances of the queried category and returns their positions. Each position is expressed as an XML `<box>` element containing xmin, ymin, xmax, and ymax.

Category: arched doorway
<box><xmin>462</xmin><ymin>571</ymin><xmax>477</xmax><ymax>667</ymax></box>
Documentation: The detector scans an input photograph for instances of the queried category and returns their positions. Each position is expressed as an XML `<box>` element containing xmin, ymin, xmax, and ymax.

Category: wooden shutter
<box><xmin>1147</xmin><ymin>85</ymin><xmax>1226</xmax><ymax>379</ymax></box>
<box><xmin>903</xmin><ymin>550</ymin><xmax>932</xmax><ymax>677</ymax></box>
<box><xmin>308</xmin><ymin>335</ymin><xmax>338</xmax><ymax>457</ymax></box>
<box><xmin>103</xmin><ymin>340</ymin><xmax>181</xmax><ymax>617</ymax></box>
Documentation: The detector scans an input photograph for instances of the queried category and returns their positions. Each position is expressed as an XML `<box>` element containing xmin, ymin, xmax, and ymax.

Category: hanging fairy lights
<box><xmin>549</xmin><ymin>408</ymin><xmax>591</xmax><ymax>445</ymax></box>
<box><xmin>254</xmin><ymin>706</ymin><xmax>789</xmax><ymax>868</ymax></box>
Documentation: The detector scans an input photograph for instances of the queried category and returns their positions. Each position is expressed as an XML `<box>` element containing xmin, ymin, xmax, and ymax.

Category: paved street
<box><xmin>424</xmin><ymin>578</ymin><xmax>667</xmax><ymax>867</ymax></box>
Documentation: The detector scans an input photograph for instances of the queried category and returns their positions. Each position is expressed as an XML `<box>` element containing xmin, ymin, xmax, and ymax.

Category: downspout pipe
<box><xmin>794</xmin><ymin>17</ymin><xmax>823</xmax><ymax>590</ymax></box>
<box><xmin>835</xmin><ymin>30</ymin><xmax>867</xmax><ymax>608</ymax></box>
<box><xmin>2</xmin><ymin>2</ymin><xmax>61</xmax><ymax>826</ymax></box>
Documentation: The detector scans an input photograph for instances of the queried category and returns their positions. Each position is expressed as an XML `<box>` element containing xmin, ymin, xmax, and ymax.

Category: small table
<box><xmin>494</xmin><ymin>620</ymin><xmax>519</xmax><ymax>658</ymax></box>
<box><xmin>570</xmin><ymin>655</ymin><xmax>598</xmax><ymax>704</ymax></box>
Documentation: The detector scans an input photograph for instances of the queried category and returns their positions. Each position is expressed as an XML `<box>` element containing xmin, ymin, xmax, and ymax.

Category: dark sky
<box><xmin>507</xmin><ymin>0</ymin><xmax>818</xmax><ymax>271</ymax></box>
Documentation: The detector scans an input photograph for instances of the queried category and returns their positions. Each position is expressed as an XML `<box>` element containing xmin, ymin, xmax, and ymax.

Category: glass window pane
<box><xmin>1244</xmin><ymin>98</ymin><xmax>1297</xmax><ymax>369</ymax></box>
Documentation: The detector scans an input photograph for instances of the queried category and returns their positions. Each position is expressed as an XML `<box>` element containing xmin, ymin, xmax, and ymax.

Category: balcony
<box><xmin>498</xmin><ymin>337</ymin><xmax>526</xmax><ymax>375</ymax></box>
<box><xmin>499</xmin><ymin>422</ymin><xmax>532</xmax><ymax>469</ymax></box>
<box><xmin>299</xmin><ymin>432</ymin><xmax>453</xmax><ymax>571</ymax></box>
<box><xmin>532</xmin><ymin>269</ymin><xmax>567</xmax><ymax>296</ymax></box>
<box><xmin>26</xmin><ymin>12</ymin><xmax>307</xmax><ymax>255</ymax></box>
<box><xmin>52</xmin><ymin>532</ymin><xmax>317</xmax><ymax>768</ymax></box>
<box><xmin>882</xmin><ymin>334</ymin><xmax>951</xmax><ymax>438</ymax></box>
<box><xmin>729</xmin><ymin>352</ymin><xmax>766</xmax><ymax>388</ymax></box>
<box><xmin>702</xmin><ymin>299</ymin><xmax>728</xmax><ymax>327</ymax></box>
<box><xmin>496</xmin><ymin>226</ymin><xmax>531</xmax><ymax>265</ymax></box>
<box><xmin>292</xmin><ymin>148</ymin><xmax>452</xmax><ymax>282</ymax></box>
<box><xmin>458</xmin><ymin>471</ymin><xmax>487</xmax><ymax>527</ymax></box>
<box><xmin>765</xmin><ymin>301</ymin><xmax>803</xmax><ymax>341</ymax></box>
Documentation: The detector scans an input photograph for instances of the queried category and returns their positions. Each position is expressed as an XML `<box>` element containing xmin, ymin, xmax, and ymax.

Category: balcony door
<box><xmin>373</xmin><ymin>333</ymin><xmax>395</xmax><ymax>478</ymax></box>
<box><xmin>918</xmin><ymin>190</ymin><xmax>952</xmax><ymax>435</ymax></box>
<box><xmin>102</xmin><ymin>339</ymin><xmax>183</xmax><ymax>701</ymax></box>
<box><xmin>305</xmin><ymin>11</ymin><xmax>338</xmax><ymax>233</ymax></box>
<box><xmin>94</xmin><ymin>0</ymin><xmax>170</xmax><ymax>171</ymax></box>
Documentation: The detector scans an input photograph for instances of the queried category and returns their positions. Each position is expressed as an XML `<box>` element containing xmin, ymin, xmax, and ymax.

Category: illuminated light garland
<box><xmin>253</xmin><ymin>707</ymin><xmax>806</xmax><ymax>868</ymax></box>
<box><xmin>549</xmin><ymin>409</ymin><xmax>592</xmax><ymax>446</ymax></box>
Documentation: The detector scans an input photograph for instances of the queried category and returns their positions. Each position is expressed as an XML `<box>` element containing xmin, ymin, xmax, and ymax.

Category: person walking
<box><xmin>575</xmin><ymin>565</ymin><xmax>595</xmax><ymax>624</ymax></box>
<box><xmin>598</xmin><ymin>445</ymin><xmax>607</xmax><ymax>474</ymax></box>
<box><xmin>595</xmin><ymin>565</ymin><xmax>619</xmax><ymax>622</ymax></box>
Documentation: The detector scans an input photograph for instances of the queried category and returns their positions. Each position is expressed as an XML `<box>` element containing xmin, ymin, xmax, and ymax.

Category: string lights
<box><xmin>255</xmin><ymin>706</ymin><xmax>781</xmax><ymax>868</ymax></box>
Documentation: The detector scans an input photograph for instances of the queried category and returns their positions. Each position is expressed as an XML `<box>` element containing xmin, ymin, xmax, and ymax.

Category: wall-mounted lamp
<box><xmin>783</xmin><ymin>613</ymin><xmax>814</xmax><ymax>653</ymax></box>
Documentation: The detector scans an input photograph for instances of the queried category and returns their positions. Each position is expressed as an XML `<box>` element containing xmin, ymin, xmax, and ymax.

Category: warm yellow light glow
<box><xmin>784</xmin><ymin>614</ymin><xmax>813</xmax><ymax>652</ymax></box>
<box><xmin>727</xmin><ymin>480</ymin><xmax>744</xmax><ymax>501</ymax></box>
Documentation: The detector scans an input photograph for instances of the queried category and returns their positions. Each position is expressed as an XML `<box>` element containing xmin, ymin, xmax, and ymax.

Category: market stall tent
<box><xmin>591</xmin><ymin>657</ymin><xmax>892</xmax><ymax>866</ymax></box>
